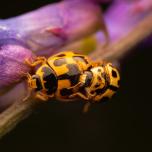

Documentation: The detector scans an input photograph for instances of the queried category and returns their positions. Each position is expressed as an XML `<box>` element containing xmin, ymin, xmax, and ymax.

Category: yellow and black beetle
<box><xmin>26</xmin><ymin>51</ymin><xmax>120</xmax><ymax>105</ymax></box>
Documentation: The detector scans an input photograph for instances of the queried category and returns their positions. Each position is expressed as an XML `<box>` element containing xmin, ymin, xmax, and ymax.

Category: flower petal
<box><xmin>0</xmin><ymin>29</ymin><xmax>35</xmax><ymax>90</ymax></box>
<box><xmin>4</xmin><ymin>0</ymin><xmax>106</xmax><ymax>55</ymax></box>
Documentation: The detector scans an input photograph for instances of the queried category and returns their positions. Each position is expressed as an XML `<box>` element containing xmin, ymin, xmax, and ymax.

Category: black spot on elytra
<box><xmin>42</xmin><ymin>67</ymin><xmax>57</xmax><ymax>94</ymax></box>
<box><xmin>56</xmin><ymin>54</ymin><xmax>66</xmax><ymax>57</ymax></box>
<box><xmin>109</xmin><ymin>85</ymin><xmax>119</xmax><ymax>91</ymax></box>
<box><xmin>95</xmin><ymin>68</ymin><xmax>119</xmax><ymax>96</ymax></box>
<box><xmin>96</xmin><ymin>88</ymin><xmax>106</xmax><ymax>95</ymax></box>
<box><xmin>73</xmin><ymin>56</ymin><xmax>88</xmax><ymax>64</ymax></box>
<box><xmin>58</xmin><ymin>64</ymin><xmax>81</xmax><ymax>86</ymax></box>
<box><xmin>54</xmin><ymin>58</ymin><xmax>67</xmax><ymax>66</ymax></box>
<box><xmin>32</xmin><ymin>75</ymin><xmax>42</xmax><ymax>91</ymax></box>
<box><xmin>96</xmin><ymin>84</ymin><xmax>118</xmax><ymax>95</ymax></box>
<box><xmin>112</xmin><ymin>70</ymin><xmax>117</xmax><ymax>78</ymax></box>
<box><xmin>60</xmin><ymin>88</ymin><xmax>73</xmax><ymax>96</ymax></box>
<box><xmin>95</xmin><ymin>73</ymin><xmax>110</xmax><ymax>95</ymax></box>
<box><xmin>118</xmin><ymin>80</ymin><xmax>120</xmax><ymax>86</ymax></box>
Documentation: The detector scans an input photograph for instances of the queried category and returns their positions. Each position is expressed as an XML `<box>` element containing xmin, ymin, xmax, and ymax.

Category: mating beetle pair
<box><xmin>26</xmin><ymin>51</ymin><xmax>120</xmax><ymax>109</ymax></box>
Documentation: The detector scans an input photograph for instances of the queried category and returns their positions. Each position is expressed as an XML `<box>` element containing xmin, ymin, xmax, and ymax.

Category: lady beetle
<box><xmin>26</xmin><ymin>51</ymin><xmax>120</xmax><ymax>106</ymax></box>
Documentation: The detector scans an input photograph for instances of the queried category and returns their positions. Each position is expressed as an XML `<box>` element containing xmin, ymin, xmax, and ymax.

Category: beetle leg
<box><xmin>35</xmin><ymin>56</ymin><xmax>47</xmax><ymax>62</ymax></box>
<box><xmin>66</xmin><ymin>73</ymin><xmax>88</xmax><ymax>91</ymax></box>
<box><xmin>68</xmin><ymin>73</ymin><xmax>88</xmax><ymax>90</ymax></box>
<box><xmin>85</xmin><ymin>89</ymin><xmax>96</xmax><ymax>99</ymax></box>
<box><xmin>83</xmin><ymin>102</ymin><xmax>91</xmax><ymax>113</ymax></box>
<box><xmin>35</xmin><ymin>92</ymin><xmax>49</xmax><ymax>101</ymax></box>
<box><xmin>25</xmin><ymin>56</ymin><xmax>47</xmax><ymax>67</ymax></box>
<box><xmin>69</xmin><ymin>92</ymin><xmax>92</xmax><ymax>113</ymax></box>
<box><xmin>69</xmin><ymin>92</ymin><xmax>89</xmax><ymax>100</ymax></box>
<box><xmin>48</xmin><ymin>94</ymin><xmax>55</xmax><ymax>98</ymax></box>
<box><xmin>67</xmin><ymin>82</ymin><xmax>83</xmax><ymax>91</ymax></box>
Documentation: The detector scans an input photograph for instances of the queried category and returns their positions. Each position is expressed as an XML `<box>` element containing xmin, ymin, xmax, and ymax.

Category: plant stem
<box><xmin>0</xmin><ymin>97</ymin><xmax>35</xmax><ymax>139</ymax></box>
<box><xmin>91</xmin><ymin>13</ymin><xmax>152</xmax><ymax>61</ymax></box>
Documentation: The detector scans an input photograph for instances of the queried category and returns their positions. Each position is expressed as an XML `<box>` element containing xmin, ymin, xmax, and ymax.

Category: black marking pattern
<box><xmin>109</xmin><ymin>85</ymin><xmax>119</xmax><ymax>91</ymax></box>
<box><xmin>96</xmin><ymin>88</ymin><xmax>106</xmax><ymax>95</ymax></box>
<box><xmin>53</xmin><ymin>58</ymin><xmax>67</xmax><ymax>66</ymax></box>
<box><xmin>84</xmin><ymin>71</ymin><xmax>93</xmax><ymax>87</ymax></box>
<box><xmin>32</xmin><ymin>75</ymin><xmax>42</xmax><ymax>91</ymax></box>
<box><xmin>42</xmin><ymin>67</ymin><xmax>58</xmax><ymax>94</ymax></box>
<box><xmin>112</xmin><ymin>70</ymin><xmax>117</xmax><ymax>78</ymax></box>
<box><xmin>96</xmin><ymin>85</ymin><xmax>118</xmax><ymax>95</ymax></box>
<box><xmin>118</xmin><ymin>80</ymin><xmax>120</xmax><ymax>86</ymax></box>
<box><xmin>95</xmin><ymin>69</ymin><xmax>110</xmax><ymax>95</ymax></box>
<box><xmin>60</xmin><ymin>88</ymin><xmax>73</xmax><ymax>96</ymax></box>
<box><xmin>58</xmin><ymin>64</ymin><xmax>81</xmax><ymax>86</ymax></box>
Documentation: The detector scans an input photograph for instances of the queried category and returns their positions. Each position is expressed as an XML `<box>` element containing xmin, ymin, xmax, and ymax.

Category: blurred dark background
<box><xmin>0</xmin><ymin>0</ymin><xmax>152</xmax><ymax>152</ymax></box>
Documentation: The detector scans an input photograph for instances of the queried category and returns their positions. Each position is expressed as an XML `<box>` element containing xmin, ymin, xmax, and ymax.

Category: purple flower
<box><xmin>0</xmin><ymin>29</ymin><xmax>35</xmax><ymax>109</ymax></box>
<box><xmin>97</xmin><ymin>0</ymin><xmax>152</xmax><ymax>42</ymax></box>
<box><xmin>4</xmin><ymin>0</ymin><xmax>105</xmax><ymax>55</ymax></box>
<box><xmin>0</xmin><ymin>29</ymin><xmax>35</xmax><ymax>90</ymax></box>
